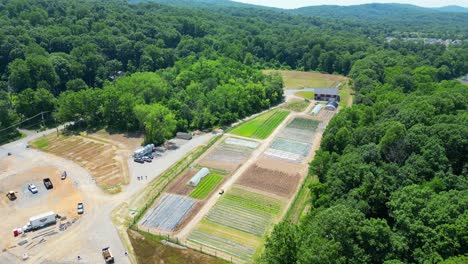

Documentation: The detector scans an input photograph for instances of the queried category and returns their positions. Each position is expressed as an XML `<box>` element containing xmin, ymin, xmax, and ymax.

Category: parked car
<box><xmin>28</xmin><ymin>184</ymin><xmax>38</xmax><ymax>194</ymax></box>
<box><xmin>61</xmin><ymin>171</ymin><xmax>67</xmax><ymax>180</ymax></box>
<box><xmin>143</xmin><ymin>156</ymin><xmax>153</xmax><ymax>162</ymax></box>
<box><xmin>77</xmin><ymin>202</ymin><xmax>84</xmax><ymax>214</ymax></box>
<box><xmin>43</xmin><ymin>178</ymin><xmax>53</xmax><ymax>189</ymax></box>
<box><xmin>134</xmin><ymin>157</ymin><xmax>144</xmax><ymax>163</ymax></box>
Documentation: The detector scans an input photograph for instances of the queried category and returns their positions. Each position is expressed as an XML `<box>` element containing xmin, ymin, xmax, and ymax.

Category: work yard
<box><xmin>230</xmin><ymin>109</ymin><xmax>289</xmax><ymax>139</ymax></box>
<box><xmin>31</xmin><ymin>133</ymin><xmax>129</xmax><ymax>192</ymax></box>
<box><xmin>263</xmin><ymin>70</ymin><xmax>345</xmax><ymax>89</ymax></box>
<box><xmin>139</xmin><ymin>194</ymin><xmax>197</xmax><ymax>232</ymax></box>
<box><xmin>198</xmin><ymin>138</ymin><xmax>258</xmax><ymax>172</ymax></box>
<box><xmin>237</xmin><ymin>165</ymin><xmax>301</xmax><ymax>198</ymax></box>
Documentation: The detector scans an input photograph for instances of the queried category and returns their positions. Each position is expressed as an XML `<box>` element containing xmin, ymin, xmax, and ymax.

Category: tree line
<box><xmin>262</xmin><ymin>42</ymin><xmax>467</xmax><ymax>264</ymax></box>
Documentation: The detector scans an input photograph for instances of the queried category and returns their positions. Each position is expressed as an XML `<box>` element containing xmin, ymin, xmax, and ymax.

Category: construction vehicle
<box><xmin>102</xmin><ymin>247</ymin><xmax>114</xmax><ymax>263</ymax></box>
<box><xmin>6</xmin><ymin>191</ymin><xmax>17</xmax><ymax>201</ymax></box>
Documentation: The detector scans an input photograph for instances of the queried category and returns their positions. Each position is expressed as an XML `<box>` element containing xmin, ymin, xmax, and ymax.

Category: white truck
<box><xmin>133</xmin><ymin>144</ymin><xmax>154</xmax><ymax>159</ymax></box>
<box><xmin>24</xmin><ymin>211</ymin><xmax>57</xmax><ymax>231</ymax></box>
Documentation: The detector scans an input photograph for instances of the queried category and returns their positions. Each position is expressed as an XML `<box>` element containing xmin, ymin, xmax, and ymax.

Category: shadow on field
<box><xmin>128</xmin><ymin>229</ymin><xmax>228</xmax><ymax>264</ymax></box>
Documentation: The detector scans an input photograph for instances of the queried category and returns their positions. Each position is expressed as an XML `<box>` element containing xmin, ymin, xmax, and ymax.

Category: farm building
<box><xmin>314</xmin><ymin>88</ymin><xmax>340</xmax><ymax>102</ymax></box>
<box><xmin>176</xmin><ymin>132</ymin><xmax>192</xmax><ymax>140</ymax></box>
<box><xmin>187</xmin><ymin>167</ymin><xmax>210</xmax><ymax>186</ymax></box>
<box><xmin>311</xmin><ymin>104</ymin><xmax>322</xmax><ymax>115</ymax></box>
<box><xmin>325</xmin><ymin>100</ymin><xmax>339</xmax><ymax>111</ymax></box>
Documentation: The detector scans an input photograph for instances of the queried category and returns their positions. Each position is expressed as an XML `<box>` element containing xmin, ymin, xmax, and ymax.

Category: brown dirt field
<box><xmin>128</xmin><ymin>229</ymin><xmax>225</xmax><ymax>264</ymax></box>
<box><xmin>166</xmin><ymin>170</ymin><xmax>197</xmax><ymax>196</ymax></box>
<box><xmin>236</xmin><ymin>164</ymin><xmax>301</xmax><ymax>198</ymax></box>
<box><xmin>256</xmin><ymin>156</ymin><xmax>306</xmax><ymax>175</ymax></box>
<box><xmin>174</xmin><ymin>202</ymin><xmax>204</xmax><ymax>233</ymax></box>
<box><xmin>35</xmin><ymin>134</ymin><xmax>128</xmax><ymax>191</ymax></box>
<box><xmin>92</xmin><ymin>130</ymin><xmax>143</xmax><ymax>150</ymax></box>
<box><xmin>197</xmin><ymin>159</ymin><xmax>240</xmax><ymax>173</ymax></box>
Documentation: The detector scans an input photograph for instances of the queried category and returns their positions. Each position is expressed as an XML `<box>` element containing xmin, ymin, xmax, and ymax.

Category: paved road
<box><xmin>0</xmin><ymin>127</ymin><xmax>215</xmax><ymax>264</ymax></box>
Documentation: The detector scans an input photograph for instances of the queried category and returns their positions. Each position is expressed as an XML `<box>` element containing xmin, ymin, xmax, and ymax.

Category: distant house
<box><xmin>314</xmin><ymin>88</ymin><xmax>340</xmax><ymax>102</ymax></box>
<box><xmin>325</xmin><ymin>99</ymin><xmax>339</xmax><ymax>111</ymax></box>
<box><xmin>187</xmin><ymin>168</ymin><xmax>210</xmax><ymax>187</ymax></box>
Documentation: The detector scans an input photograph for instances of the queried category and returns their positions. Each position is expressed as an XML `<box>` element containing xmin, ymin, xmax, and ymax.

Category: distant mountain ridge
<box><xmin>432</xmin><ymin>5</ymin><xmax>468</xmax><ymax>13</ymax></box>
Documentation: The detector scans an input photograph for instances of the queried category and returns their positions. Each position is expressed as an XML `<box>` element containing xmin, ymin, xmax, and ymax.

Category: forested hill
<box><xmin>145</xmin><ymin>0</ymin><xmax>468</xmax><ymax>37</ymax></box>
<box><xmin>292</xmin><ymin>4</ymin><xmax>468</xmax><ymax>36</ymax></box>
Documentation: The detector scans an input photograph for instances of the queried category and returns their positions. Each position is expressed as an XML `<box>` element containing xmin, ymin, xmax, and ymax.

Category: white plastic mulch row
<box><xmin>264</xmin><ymin>148</ymin><xmax>303</xmax><ymax>163</ymax></box>
<box><xmin>139</xmin><ymin>193</ymin><xmax>196</xmax><ymax>231</ymax></box>
<box><xmin>225</xmin><ymin>137</ymin><xmax>259</xmax><ymax>149</ymax></box>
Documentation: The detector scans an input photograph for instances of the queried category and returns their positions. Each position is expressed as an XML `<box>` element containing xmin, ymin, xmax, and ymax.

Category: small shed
<box><xmin>176</xmin><ymin>132</ymin><xmax>192</xmax><ymax>140</ymax></box>
<box><xmin>311</xmin><ymin>104</ymin><xmax>323</xmax><ymax>115</ymax></box>
<box><xmin>325</xmin><ymin>100</ymin><xmax>339</xmax><ymax>111</ymax></box>
<box><xmin>187</xmin><ymin>168</ymin><xmax>210</xmax><ymax>187</ymax></box>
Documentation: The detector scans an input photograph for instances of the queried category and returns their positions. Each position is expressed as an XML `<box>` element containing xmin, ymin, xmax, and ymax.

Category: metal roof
<box><xmin>314</xmin><ymin>88</ymin><xmax>339</xmax><ymax>95</ymax></box>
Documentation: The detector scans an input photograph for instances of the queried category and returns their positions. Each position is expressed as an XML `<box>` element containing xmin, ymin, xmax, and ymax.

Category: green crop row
<box><xmin>189</xmin><ymin>173</ymin><xmax>223</xmax><ymax>199</ymax></box>
<box><xmin>287</xmin><ymin>117</ymin><xmax>320</xmax><ymax>130</ymax></box>
<box><xmin>230</xmin><ymin>109</ymin><xmax>289</xmax><ymax>139</ymax></box>
<box><xmin>251</xmin><ymin>110</ymin><xmax>290</xmax><ymax>139</ymax></box>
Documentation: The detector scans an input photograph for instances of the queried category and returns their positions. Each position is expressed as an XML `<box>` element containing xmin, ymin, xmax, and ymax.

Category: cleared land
<box><xmin>31</xmin><ymin>133</ymin><xmax>128</xmax><ymax>192</ymax></box>
<box><xmin>263</xmin><ymin>70</ymin><xmax>345</xmax><ymax>89</ymax></box>
<box><xmin>230</xmin><ymin>110</ymin><xmax>289</xmax><ymax>139</ymax></box>
<box><xmin>237</xmin><ymin>165</ymin><xmax>301</xmax><ymax>198</ymax></box>
<box><xmin>190</xmin><ymin>173</ymin><xmax>223</xmax><ymax>199</ymax></box>
<box><xmin>139</xmin><ymin>194</ymin><xmax>197</xmax><ymax>232</ymax></box>
<box><xmin>198</xmin><ymin>138</ymin><xmax>258</xmax><ymax>172</ymax></box>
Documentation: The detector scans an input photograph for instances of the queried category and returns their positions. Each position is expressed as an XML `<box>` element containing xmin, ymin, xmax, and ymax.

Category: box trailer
<box><xmin>176</xmin><ymin>132</ymin><xmax>192</xmax><ymax>140</ymax></box>
<box><xmin>25</xmin><ymin>211</ymin><xmax>57</xmax><ymax>231</ymax></box>
<box><xmin>102</xmin><ymin>247</ymin><xmax>115</xmax><ymax>263</ymax></box>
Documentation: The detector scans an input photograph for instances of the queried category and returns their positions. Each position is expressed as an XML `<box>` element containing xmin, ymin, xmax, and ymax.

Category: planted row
<box><xmin>190</xmin><ymin>173</ymin><xmax>223</xmax><ymax>199</ymax></box>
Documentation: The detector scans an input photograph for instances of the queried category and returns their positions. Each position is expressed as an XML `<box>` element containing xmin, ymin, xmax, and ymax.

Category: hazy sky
<box><xmin>233</xmin><ymin>0</ymin><xmax>468</xmax><ymax>9</ymax></box>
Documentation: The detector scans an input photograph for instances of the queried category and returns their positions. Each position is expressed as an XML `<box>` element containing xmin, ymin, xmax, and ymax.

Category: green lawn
<box><xmin>190</xmin><ymin>173</ymin><xmax>223</xmax><ymax>199</ymax></box>
<box><xmin>31</xmin><ymin>136</ymin><xmax>50</xmax><ymax>150</ymax></box>
<box><xmin>295</xmin><ymin>91</ymin><xmax>314</xmax><ymax>99</ymax></box>
<box><xmin>230</xmin><ymin>109</ymin><xmax>289</xmax><ymax>139</ymax></box>
<box><xmin>339</xmin><ymin>81</ymin><xmax>353</xmax><ymax>108</ymax></box>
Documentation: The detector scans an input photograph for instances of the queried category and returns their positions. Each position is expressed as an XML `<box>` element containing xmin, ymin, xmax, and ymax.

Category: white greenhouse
<box><xmin>311</xmin><ymin>104</ymin><xmax>322</xmax><ymax>115</ymax></box>
<box><xmin>187</xmin><ymin>167</ymin><xmax>210</xmax><ymax>186</ymax></box>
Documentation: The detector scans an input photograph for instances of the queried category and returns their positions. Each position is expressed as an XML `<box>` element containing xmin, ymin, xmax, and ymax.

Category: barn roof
<box><xmin>314</xmin><ymin>88</ymin><xmax>339</xmax><ymax>95</ymax></box>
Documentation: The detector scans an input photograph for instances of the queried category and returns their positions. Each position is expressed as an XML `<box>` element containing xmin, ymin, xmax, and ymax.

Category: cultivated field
<box><xmin>287</xmin><ymin>117</ymin><xmax>320</xmax><ymax>130</ymax></box>
<box><xmin>263</xmin><ymin>70</ymin><xmax>346</xmax><ymax>89</ymax></box>
<box><xmin>31</xmin><ymin>133</ymin><xmax>129</xmax><ymax>192</ymax></box>
<box><xmin>166</xmin><ymin>170</ymin><xmax>197</xmax><ymax>196</ymax></box>
<box><xmin>230</xmin><ymin>109</ymin><xmax>290</xmax><ymax>139</ymax></box>
<box><xmin>188</xmin><ymin>188</ymin><xmax>283</xmax><ymax>261</ymax></box>
<box><xmin>198</xmin><ymin>138</ymin><xmax>258</xmax><ymax>172</ymax></box>
<box><xmin>189</xmin><ymin>173</ymin><xmax>223</xmax><ymax>199</ymax></box>
<box><xmin>237</xmin><ymin>165</ymin><xmax>301</xmax><ymax>198</ymax></box>
<box><xmin>270</xmin><ymin>138</ymin><xmax>311</xmax><ymax>157</ymax></box>
<box><xmin>139</xmin><ymin>194</ymin><xmax>197</xmax><ymax>232</ymax></box>
<box><xmin>284</xmin><ymin>100</ymin><xmax>310</xmax><ymax>112</ymax></box>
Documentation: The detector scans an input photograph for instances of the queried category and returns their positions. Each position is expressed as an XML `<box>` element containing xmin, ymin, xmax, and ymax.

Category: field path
<box><xmin>176</xmin><ymin>107</ymin><xmax>309</xmax><ymax>241</ymax></box>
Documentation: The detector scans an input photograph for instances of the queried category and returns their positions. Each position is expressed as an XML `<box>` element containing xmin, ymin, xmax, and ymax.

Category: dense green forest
<box><xmin>0</xmin><ymin>1</ymin><xmax>467</xmax><ymax>262</ymax></box>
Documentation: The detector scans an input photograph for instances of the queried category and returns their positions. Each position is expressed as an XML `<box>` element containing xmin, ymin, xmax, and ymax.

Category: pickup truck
<box><xmin>102</xmin><ymin>247</ymin><xmax>114</xmax><ymax>263</ymax></box>
<box><xmin>43</xmin><ymin>178</ymin><xmax>53</xmax><ymax>189</ymax></box>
